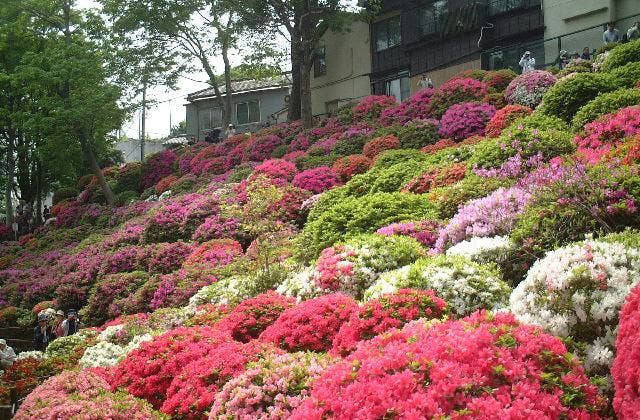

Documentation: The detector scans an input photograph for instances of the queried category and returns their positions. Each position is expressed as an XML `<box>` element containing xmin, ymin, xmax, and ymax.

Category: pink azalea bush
<box><xmin>430</xmin><ymin>77</ymin><xmax>488</xmax><ymax>116</ymax></box>
<box><xmin>575</xmin><ymin>106</ymin><xmax>640</xmax><ymax>162</ymax></box>
<box><xmin>376</xmin><ymin>220</ymin><xmax>442</xmax><ymax>248</ymax></box>
<box><xmin>253</xmin><ymin>158</ymin><xmax>299</xmax><ymax>182</ymax></box>
<box><xmin>141</xmin><ymin>150</ymin><xmax>177</xmax><ymax>190</ymax></box>
<box><xmin>292</xmin><ymin>311</ymin><xmax>607</xmax><ymax>419</ymax></box>
<box><xmin>183</xmin><ymin>239</ymin><xmax>243</xmax><ymax>268</ymax></box>
<box><xmin>352</xmin><ymin>95</ymin><xmax>397</xmax><ymax>122</ymax></box>
<box><xmin>362</xmin><ymin>134</ymin><xmax>401</xmax><ymax>159</ymax></box>
<box><xmin>380</xmin><ymin>88</ymin><xmax>435</xmax><ymax>125</ymax></box>
<box><xmin>485</xmin><ymin>104</ymin><xmax>533</xmax><ymax>137</ymax></box>
<box><xmin>438</xmin><ymin>102</ymin><xmax>496</xmax><ymax>141</ymax></box>
<box><xmin>504</xmin><ymin>70</ymin><xmax>557</xmax><ymax>108</ymax></box>
<box><xmin>332</xmin><ymin>154</ymin><xmax>372</xmax><ymax>181</ymax></box>
<box><xmin>292</xmin><ymin>166</ymin><xmax>342</xmax><ymax>194</ymax></box>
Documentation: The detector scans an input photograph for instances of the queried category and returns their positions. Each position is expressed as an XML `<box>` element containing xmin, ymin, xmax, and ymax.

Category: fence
<box><xmin>482</xmin><ymin>12</ymin><xmax>640</xmax><ymax>72</ymax></box>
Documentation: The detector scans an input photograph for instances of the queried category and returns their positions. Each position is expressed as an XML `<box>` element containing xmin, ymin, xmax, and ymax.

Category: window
<box><xmin>198</xmin><ymin>107</ymin><xmax>222</xmax><ymax>133</ymax></box>
<box><xmin>236</xmin><ymin>100</ymin><xmax>260</xmax><ymax>125</ymax></box>
<box><xmin>418</xmin><ymin>0</ymin><xmax>448</xmax><ymax>36</ymax></box>
<box><xmin>488</xmin><ymin>0</ymin><xmax>527</xmax><ymax>16</ymax></box>
<box><xmin>385</xmin><ymin>76</ymin><xmax>410</xmax><ymax>102</ymax></box>
<box><xmin>314</xmin><ymin>43</ymin><xmax>327</xmax><ymax>77</ymax></box>
<box><xmin>374</xmin><ymin>15</ymin><xmax>401</xmax><ymax>52</ymax></box>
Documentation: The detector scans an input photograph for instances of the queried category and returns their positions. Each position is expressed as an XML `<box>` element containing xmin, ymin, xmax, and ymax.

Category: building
<box><xmin>116</xmin><ymin>138</ymin><xmax>165</xmax><ymax>163</ymax></box>
<box><xmin>369</xmin><ymin>0</ymin><xmax>544</xmax><ymax>94</ymax></box>
<box><xmin>311</xmin><ymin>20</ymin><xmax>372</xmax><ymax>116</ymax></box>
<box><xmin>185</xmin><ymin>76</ymin><xmax>290</xmax><ymax>141</ymax></box>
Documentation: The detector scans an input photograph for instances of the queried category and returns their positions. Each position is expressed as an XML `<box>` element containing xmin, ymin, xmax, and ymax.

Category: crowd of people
<box><xmin>34</xmin><ymin>309</ymin><xmax>83</xmax><ymax>351</ymax></box>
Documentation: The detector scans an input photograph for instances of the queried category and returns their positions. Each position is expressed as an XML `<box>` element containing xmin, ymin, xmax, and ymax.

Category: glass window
<box><xmin>418</xmin><ymin>0</ymin><xmax>448</xmax><ymax>36</ymax></box>
<box><xmin>488</xmin><ymin>0</ymin><xmax>526</xmax><ymax>15</ymax></box>
<box><xmin>198</xmin><ymin>107</ymin><xmax>223</xmax><ymax>133</ymax></box>
<box><xmin>314</xmin><ymin>44</ymin><xmax>327</xmax><ymax>78</ymax></box>
<box><xmin>385</xmin><ymin>76</ymin><xmax>410</xmax><ymax>102</ymax></box>
<box><xmin>236</xmin><ymin>101</ymin><xmax>260</xmax><ymax>125</ymax></box>
<box><xmin>374</xmin><ymin>15</ymin><xmax>401</xmax><ymax>52</ymax></box>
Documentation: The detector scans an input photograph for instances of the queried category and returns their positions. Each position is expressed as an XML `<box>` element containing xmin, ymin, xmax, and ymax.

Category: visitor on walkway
<box><xmin>581</xmin><ymin>47</ymin><xmax>591</xmax><ymax>60</ymax></box>
<box><xmin>54</xmin><ymin>310</ymin><xmax>65</xmax><ymax>338</ymax></box>
<box><xmin>628</xmin><ymin>21</ymin><xmax>640</xmax><ymax>42</ymax></box>
<box><xmin>418</xmin><ymin>74</ymin><xmax>434</xmax><ymax>89</ymax></box>
<box><xmin>558</xmin><ymin>50</ymin><xmax>569</xmax><ymax>69</ymax></box>
<box><xmin>42</xmin><ymin>205</ymin><xmax>51</xmax><ymax>221</ymax></box>
<box><xmin>225</xmin><ymin>124</ymin><xmax>236</xmax><ymax>138</ymax></box>
<box><xmin>34</xmin><ymin>314</ymin><xmax>54</xmax><ymax>351</ymax></box>
<box><xmin>519</xmin><ymin>51</ymin><xmax>535</xmax><ymax>73</ymax></box>
<box><xmin>603</xmin><ymin>22</ymin><xmax>620</xmax><ymax>44</ymax></box>
<box><xmin>0</xmin><ymin>339</ymin><xmax>16</xmax><ymax>368</ymax></box>
<box><xmin>61</xmin><ymin>310</ymin><xmax>82</xmax><ymax>336</ymax></box>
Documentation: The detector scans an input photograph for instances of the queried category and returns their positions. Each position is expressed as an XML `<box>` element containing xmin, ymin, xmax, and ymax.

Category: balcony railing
<box><xmin>487</xmin><ymin>0</ymin><xmax>541</xmax><ymax>16</ymax></box>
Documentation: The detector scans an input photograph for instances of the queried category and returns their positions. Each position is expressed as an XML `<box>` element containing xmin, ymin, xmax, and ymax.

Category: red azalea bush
<box><xmin>485</xmin><ymin>104</ymin><xmax>533</xmax><ymax>137</ymax></box>
<box><xmin>0</xmin><ymin>225</ymin><xmax>12</xmax><ymax>241</ymax></box>
<box><xmin>141</xmin><ymin>150</ymin><xmax>177</xmax><ymax>190</ymax></box>
<box><xmin>253</xmin><ymin>158</ymin><xmax>299</xmax><ymax>182</ymax></box>
<box><xmin>420</xmin><ymin>138</ymin><xmax>457</xmax><ymax>153</ymax></box>
<box><xmin>430</xmin><ymin>77</ymin><xmax>488</xmax><ymax>117</ymax></box>
<box><xmin>483</xmin><ymin>69</ymin><xmax>518</xmax><ymax>92</ymax></box>
<box><xmin>217</xmin><ymin>291</ymin><xmax>296</xmax><ymax>342</ymax></box>
<box><xmin>292</xmin><ymin>311</ymin><xmax>607</xmax><ymax>419</ymax></box>
<box><xmin>612</xmin><ymin>282</ymin><xmax>640</xmax><ymax>419</ymax></box>
<box><xmin>380</xmin><ymin>88</ymin><xmax>435</xmax><ymax>125</ymax></box>
<box><xmin>161</xmin><ymin>341</ymin><xmax>267</xmax><ymax>419</ymax></box>
<box><xmin>260</xmin><ymin>293</ymin><xmax>358</xmax><ymax>352</ymax></box>
<box><xmin>575</xmin><ymin>106</ymin><xmax>640</xmax><ymax>161</ymax></box>
<box><xmin>154</xmin><ymin>175</ymin><xmax>178</xmax><ymax>194</ymax></box>
<box><xmin>331</xmin><ymin>289</ymin><xmax>448</xmax><ymax>356</ymax></box>
<box><xmin>352</xmin><ymin>95</ymin><xmax>398</xmax><ymax>122</ymax></box>
<box><xmin>111</xmin><ymin>326</ymin><xmax>233</xmax><ymax>408</ymax></box>
<box><xmin>438</xmin><ymin>102</ymin><xmax>496</xmax><ymax>141</ymax></box>
<box><xmin>183</xmin><ymin>239</ymin><xmax>243</xmax><ymax>268</ymax></box>
<box><xmin>363</xmin><ymin>135</ymin><xmax>401</xmax><ymax>159</ymax></box>
<box><xmin>613</xmin><ymin>134</ymin><xmax>640</xmax><ymax>165</ymax></box>
<box><xmin>402</xmin><ymin>162</ymin><xmax>468</xmax><ymax>194</ymax></box>
<box><xmin>292</xmin><ymin>166</ymin><xmax>342</xmax><ymax>194</ymax></box>
<box><xmin>332</xmin><ymin>154</ymin><xmax>372</xmax><ymax>181</ymax></box>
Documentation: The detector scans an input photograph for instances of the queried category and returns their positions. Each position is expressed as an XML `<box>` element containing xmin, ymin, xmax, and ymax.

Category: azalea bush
<box><xmin>292</xmin><ymin>166</ymin><xmax>342</xmax><ymax>193</ymax></box>
<box><xmin>485</xmin><ymin>104</ymin><xmax>533</xmax><ymax>137</ymax></box>
<box><xmin>483</xmin><ymin>68</ymin><xmax>518</xmax><ymax>92</ymax></box>
<box><xmin>504</xmin><ymin>70</ymin><xmax>557</xmax><ymax>107</ymax></box>
<box><xmin>574</xmin><ymin>106</ymin><xmax>640</xmax><ymax>159</ymax></box>
<box><xmin>541</xmin><ymin>72</ymin><xmax>615</xmax><ymax>123</ymax></box>
<box><xmin>438</xmin><ymin>102</ymin><xmax>496</xmax><ymax>141</ymax></box>
<box><xmin>446</xmin><ymin>235</ymin><xmax>515</xmax><ymax>266</ymax></box>
<box><xmin>572</xmin><ymin>87</ymin><xmax>640</xmax><ymax>130</ymax></box>
<box><xmin>402</xmin><ymin>162</ymin><xmax>467</xmax><ymax>194</ymax></box>
<box><xmin>375</xmin><ymin>219</ymin><xmax>442</xmax><ymax>248</ymax></box>
<box><xmin>362</xmin><ymin>134</ymin><xmax>400</xmax><ymax>158</ymax></box>
<box><xmin>380</xmin><ymin>88</ymin><xmax>434</xmax><ymax>125</ymax></box>
<box><xmin>332</xmin><ymin>154</ymin><xmax>372</xmax><ymax>181</ymax></box>
<box><xmin>430</xmin><ymin>77</ymin><xmax>488</xmax><ymax>117</ymax></box>
<box><xmin>141</xmin><ymin>150</ymin><xmax>177</xmax><ymax>190</ymax></box>
<box><xmin>253</xmin><ymin>158</ymin><xmax>299</xmax><ymax>182</ymax></box>
<box><xmin>352</xmin><ymin>95</ymin><xmax>397</xmax><ymax>122</ymax></box>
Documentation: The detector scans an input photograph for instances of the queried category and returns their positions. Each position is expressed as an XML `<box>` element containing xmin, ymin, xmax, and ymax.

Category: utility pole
<box><xmin>140</xmin><ymin>80</ymin><xmax>147</xmax><ymax>162</ymax></box>
<box><xmin>169</xmin><ymin>99</ymin><xmax>172</xmax><ymax>136</ymax></box>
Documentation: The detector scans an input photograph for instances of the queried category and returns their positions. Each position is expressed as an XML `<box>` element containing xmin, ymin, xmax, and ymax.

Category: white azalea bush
<box><xmin>445</xmin><ymin>236</ymin><xmax>515</xmax><ymax>265</ymax></box>
<box><xmin>363</xmin><ymin>266</ymin><xmax>411</xmax><ymax>301</ymax></box>
<box><xmin>187</xmin><ymin>275</ymin><xmax>254</xmax><ymax>309</ymax></box>
<box><xmin>276</xmin><ymin>266</ymin><xmax>322</xmax><ymax>302</ymax></box>
<box><xmin>510</xmin><ymin>239</ymin><xmax>640</xmax><ymax>377</ymax></box>
<box><xmin>364</xmin><ymin>255</ymin><xmax>511</xmax><ymax>316</ymax></box>
<box><xmin>80</xmin><ymin>333</ymin><xmax>153</xmax><ymax>368</ymax></box>
<box><xmin>16</xmin><ymin>351</ymin><xmax>44</xmax><ymax>361</ymax></box>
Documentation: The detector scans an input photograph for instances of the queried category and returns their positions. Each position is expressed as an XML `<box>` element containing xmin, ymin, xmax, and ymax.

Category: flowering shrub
<box><xmin>376</xmin><ymin>220</ymin><xmax>442</xmax><ymax>248</ymax></box>
<box><xmin>541</xmin><ymin>72</ymin><xmax>615</xmax><ymax>123</ymax></box>
<box><xmin>420</xmin><ymin>138</ymin><xmax>457</xmax><ymax>153</ymax></box>
<box><xmin>572</xmin><ymin>87</ymin><xmax>640</xmax><ymax>130</ymax></box>
<box><xmin>141</xmin><ymin>150</ymin><xmax>177</xmax><ymax>190</ymax></box>
<box><xmin>402</xmin><ymin>162</ymin><xmax>467</xmax><ymax>194</ymax></box>
<box><xmin>292</xmin><ymin>166</ymin><xmax>342</xmax><ymax>194</ymax></box>
<box><xmin>154</xmin><ymin>174</ymin><xmax>178</xmax><ymax>194</ymax></box>
<box><xmin>438</xmin><ymin>102</ymin><xmax>496</xmax><ymax>141</ymax></box>
<box><xmin>260</xmin><ymin>293</ymin><xmax>357</xmax><ymax>352</ymax></box>
<box><xmin>430</xmin><ymin>77</ymin><xmax>488</xmax><ymax>117</ymax></box>
<box><xmin>504</xmin><ymin>70</ymin><xmax>557</xmax><ymax>107</ymax></box>
<box><xmin>81</xmin><ymin>272</ymin><xmax>149</xmax><ymax>326</ymax></box>
<box><xmin>211</xmin><ymin>352</ymin><xmax>332</xmax><ymax>420</ymax></box>
<box><xmin>14</xmin><ymin>370</ymin><xmax>164</xmax><ymax>420</ymax></box>
<box><xmin>275</xmin><ymin>267</ymin><xmax>322</xmax><ymax>302</ymax></box>
<box><xmin>511</xmin><ymin>239</ymin><xmax>640</xmax><ymax>377</ymax></box>
<box><xmin>332</xmin><ymin>154</ymin><xmax>372</xmax><ymax>181</ymax></box>
<box><xmin>253</xmin><ymin>158</ymin><xmax>298</xmax><ymax>181</ymax></box>
<box><xmin>379</xmin><ymin>88</ymin><xmax>434</xmax><ymax>125</ymax></box>
<box><xmin>191</xmin><ymin>214</ymin><xmax>239</xmax><ymax>242</ymax></box>
<box><xmin>292</xmin><ymin>311</ymin><xmax>606</xmax><ymax>419</ymax></box>
<box><xmin>217</xmin><ymin>291</ymin><xmax>295</xmax><ymax>342</ymax></box>
<box><xmin>482</xmin><ymin>68</ymin><xmax>518</xmax><ymax>92</ymax></box>
<box><xmin>485</xmin><ymin>104</ymin><xmax>533</xmax><ymax>137</ymax></box>
<box><xmin>150</xmin><ymin>268</ymin><xmax>218</xmax><ymax>310</ymax></box>
<box><xmin>332</xmin><ymin>289</ymin><xmax>448</xmax><ymax>356</ymax></box>
<box><xmin>183</xmin><ymin>239</ymin><xmax>243</xmax><ymax>268</ymax></box>
<box><xmin>243</xmin><ymin>134</ymin><xmax>284</xmax><ymax>162</ymax></box>
<box><xmin>575</xmin><ymin>106</ymin><xmax>640</xmax><ymax>160</ymax></box>
<box><xmin>79</xmin><ymin>341</ymin><xmax>126</xmax><ymax>368</ymax></box>
<box><xmin>352</xmin><ymin>95</ymin><xmax>397</xmax><ymax>122</ymax></box>
<box><xmin>446</xmin><ymin>235</ymin><xmax>515</xmax><ymax>266</ymax></box>
<box><xmin>362</xmin><ymin>134</ymin><xmax>401</xmax><ymax>159</ymax></box>
<box><xmin>613</xmin><ymin>282</ymin><xmax>640</xmax><ymax>419</ymax></box>
<box><xmin>312</xmin><ymin>234</ymin><xmax>425</xmax><ymax>298</ymax></box>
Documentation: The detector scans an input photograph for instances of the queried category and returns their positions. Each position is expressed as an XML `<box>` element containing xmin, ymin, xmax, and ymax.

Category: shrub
<box><xmin>482</xmin><ymin>91</ymin><xmax>508</xmax><ymax>109</ymax></box>
<box><xmin>332</xmin><ymin>135</ymin><xmax>367</xmax><ymax>155</ymax></box>
<box><xmin>81</xmin><ymin>272</ymin><xmax>149</xmax><ymax>326</ymax></box>
<box><xmin>376</xmin><ymin>219</ymin><xmax>442</xmax><ymax>248</ymax></box>
<box><xmin>297</xmin><ymin>193</ymin><xmax>436</xmax><ymax>260</ymax></box>
<box><xmin>601</xmin><ymin>38</ymin><xmax>640</xmax><ymax>71</ymax></box>
<box><xmin>608</xmin><ymin>61</ymin><xmax>640</xmax><ymax>88</ymax></box>
<box><xmin>438</xmin><ymin>102</ymin><xmax>496</xmax><ymax>141</ymax></box>
<box><xmin>504</xmin><ymin>70</ymin><xmax>557</xmax><ymax>107</ymax></box>
<box><xmin>612</xmin><ymin>282</ymin><xmax>640</xmax><ymax>419</ymax></box>
<box><xmin>485</xmin><ymin>104</ymin><xmax>533</xmax><ymax>137</ymax></box>
<box><xmin>572</xmin><ymin>87</ymin><xmax>640</xmax><ymax>130</ymax></box>
<box><xmin>366</xmin><ymin>158</ymin><xmax>431</xmax><ymax>194</ymax></box>
<box><xmin>352</xmin><ymin>95</ymin><xmax>397</xmax><ymax>122</ymax></box>
<box><xmin>141</xmin><ymin>150</ymin><xmax>177</xmax><ymax>190</ymax></box>
<box><xmin>292</xmin><ymin>311</ymin><xmax>606</xmax><ymax>419</ymax></box>
<box><xmin>191</xmin><ymin>214</ymin><xmax>239</xmax><ymax>242</ymax></box>
<box><xmin>311</xmin><ymin>234</ymin><xmax>425</xmax><ymax>298</ymax></box>
<box><xmin>292</xmin><ymin>166</ymin><xmax>342</xmax><ymax>194</ymax></box>
<box><xmin>210</xmin><ymin>352</ymin><xmax>332</xmax><ymax>420</ymax></box>
<box><xmin>482</xmin><ymin>68</ymin><xmax>518</xmax><ymax>92</ymax></box>
<box><xmin>402</xmin><ymin>162</ymin><xmax>467</xmax><ymax>194</ymax></box>
<box><xmin>362</xmin><ymin>134</ymin><xmax>401</xmax><ymax>158</ymax></box>
<box><xmin>574</xmin><ymin>106</ymin><xmax>640</xmax><ymax>159</ymax></box>
<box><xmin>380</xmin><ymin>88</ymin><xmax>434</xmax><ymax>125</ymax></box>
<box><xmin>113</xmin><ymin>162</ymin><xmax>142</xmax><ymax>194</ymax></box>
<box><xmin>260</xmin><ymin>293</ymin><xmax>358</xmax><ymax>352</ymax></box>
<box><xmin>253</xmin><ymin>158</ymin><xmax>298</xmax><ymax>182</ymax></box>
<box><xmin>540</xmin><ymin>72</ymin><xmax>615</xmax><ymax>123</ymax></box>
<box><xmin>332</xmin><ymin>289</ymin><xmax>448</xmax><ymax>356</ymax></box>
<box><xmin>394</xmin><ymin>118</ymin><xmax>440</xmax><ymax>148</ymax></box>
<box><xmin>510</xmin><ymin>238</ymin><xmax>640</xmax><ymax>377</ymax></box>
<box><xmin>217</xmin><ymin>291</ymin><xmax>296</xmax><ymax>342</ymax></box>
<box><xmin>430</xmin><ymin>77</ymin><xmax>488</xmax><ymax>117</ymax></box>
<box><xmin>446</xmin><ymin>235</ymin><xmax>515</xmax><ymax>266</ymax></box>
<box><xmin>52</xmin><ymin>187</ymin><xmax>78</xmax><ymax>205</ymax></box>
<box><xmin>183</xmin><ymin>239</ymin><xmax>243</xmax><ymax>268</ymax></box>
<box><xmin>332</xmin><ymin>154</ymin><xmax>372</xmax><ymax>181</ymax></box>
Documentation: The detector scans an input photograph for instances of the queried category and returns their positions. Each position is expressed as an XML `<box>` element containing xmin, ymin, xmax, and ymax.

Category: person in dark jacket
<box><xmin>34</xmin><ymin>314</ymin><xmax>54</xmax><ymax>351</ymax></box>
<box><xmin>61</xmin><ymin>309</ymin><xmax>82</xmax><ymax>336</ymax></box>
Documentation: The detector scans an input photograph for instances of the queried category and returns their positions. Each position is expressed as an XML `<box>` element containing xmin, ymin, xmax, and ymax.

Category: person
<box><xmin>225</xmin><ymin>124</ymin><xmax>236</xmax><ymax>138</ymax></box>
<box><xmin>581</xmin><ymin>47</ymin><xmax>591</xmax><ymax>60</ymax></box>
<box><xmin>0</xmin><ymin>339</ymin><xmax>16</xmax><ymax>368</ymax></box>
<box><xmin>61</xmin><ymin>309</ymin><xmax>82</xmax><ymax>336</ymax></box>
<box><xmin>53</xmin><ymin>310</ymin><xmax>65</xmax><ymax>338</ymax></box>
<box><xmin>34</xmin><ymin>314</ymin><xmax>54</xmax><ymax>351</ymax></box>
<box><xmin>571</xmin><ymin>51</ymin><xmax>580</xmax><ymax>60</ymax></box>
<box><xmin>42</xmin><ymin>205</ymin><xmax>51</xmax><ymax>221</ymax></box>
<box><xmin>558</xmin><ymin>50</ymin><xmax>569</xmax><ymax>69</ymax></box>
<box><xmin>418</xmin><ymin>74</ymin><xmax>434</xmax><ymax>89</ymax></box>
<box><xmin>519</xmin><ymin>51</ymin><xmax>535</xmax><ymax>73</ymax></box>
<box><xmin>603</xmin><ymin>22</ymin><xmax>620</xmax><ymax>44</ymax></box>
<box><xmin>628</xmin><ymin>21</ymin><xmax>640</xmax><ymax>42</ymax></box>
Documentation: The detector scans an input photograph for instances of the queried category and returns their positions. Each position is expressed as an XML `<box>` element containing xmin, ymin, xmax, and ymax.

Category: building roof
<box><xmin>187</xmin><ymin>75</ymin><xmax>291</xmax><ymax>102</ymax></box>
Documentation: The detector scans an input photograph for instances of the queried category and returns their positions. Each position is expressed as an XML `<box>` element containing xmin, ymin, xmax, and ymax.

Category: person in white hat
<box><xmin>519</xmin><ymin>51</ymin><xmax>536</xmax><ymax>73</ymax></box>
<box><xmin>0</xmin><ymin>339</ymin><xmax>16</xmax><ymax>368</ymax></box>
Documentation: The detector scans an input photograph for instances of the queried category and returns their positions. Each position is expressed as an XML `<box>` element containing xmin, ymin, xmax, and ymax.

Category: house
<box><xmin>311</xmin><ymin>20</ymin><xmax>372</xmax><ymax>116</ymax></box>
<box><xmin>185</xmin><ymin>75</ymin><xmax>291</xmax><ymax>141</ymax></box>
<box><xmin>368</xmin><ymin>0</ymin><xmax>544</xmax><ymax>93</ymax></box>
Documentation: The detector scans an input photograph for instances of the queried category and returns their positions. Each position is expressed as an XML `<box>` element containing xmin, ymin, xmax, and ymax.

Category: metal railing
<box><xmin>487</xmin><ymin>0</ymin><xmax>540</xmax><ymax>16</ymax></box>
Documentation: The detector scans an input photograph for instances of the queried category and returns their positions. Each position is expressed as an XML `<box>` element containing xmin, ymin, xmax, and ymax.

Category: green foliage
<box><xmin>387</xmin><ymin>122</ymin><xmax>440</xmax><ymax>149</ymax></box>
<box><xmin>116</xmin><ymin>190</ymin><xmax>140</xmax><ymax>205</ymax></box>
<box><xmin>601</xmin><ymin>38</ymin><xmax>640</xmax><ymax>71</ymax></box>
<box><xmin>333</xmin><ymin>136</ymin><xmax>367</xmax><ymax>156</ymax></box>
<box><xmin>112</xmin><ymin>163</ymin><xmax>142</xmax><ymax>194</ymax></box>
<box><xmin>171</xmin><ymin>176</ymin><xmax>198</xmax><ymax>193</ymax></box>
<box><xmin>540</xmin><ymin>73</ymin><xmax>615</xmax><ymax>123</ymax></box>
<box><xmin>295</xmin><ymin>154</ymin><xmax>339</xmax><ymax>171</ymax></box>
<box><xmin>306</xmin><ymin>186</ymin><xmax>349</xmax><ymax>223</ymax></box>
<box><xmin>572</xmin><ymin>88</ymin><xmax>640</xmax><ymax>130</ymax></box>
<box><xmin>608</xmin><ymin>61</ymin><xmax>640</xmax><ymax>88</ymax></box>
<box><xmin>368</xmin><ymin>159</ymin><xmax>430</xmax><ymax>194</ymax></box>
<box><xmin>371</xmin><ymin>149</ymin><xmax>428</xmax><ymax>170</ymax></box>
<box><xmin>52</xmin><ymin>187</ymin><xmax>79</xmax><ymax>205</ymax></box>
<box><xmin>227</xmin><ymin>165</ymin><xmax>254</xmax><ymax>183</ymax></box>
<box><xmin>296</xmin><ymin>192</ymin><xmax>438</xmax><ymax>261</ymax></box>
<box><xmin>598</xmin><ymin>228</ymin><xmax>640</xmax><ymax>247</ymax></box>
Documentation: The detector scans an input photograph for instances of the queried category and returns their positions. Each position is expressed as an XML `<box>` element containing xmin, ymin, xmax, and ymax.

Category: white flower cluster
<box><xmin>592</xmin><ymin>50</ymin><xmax>611</xmax><ymax>72</ymax></box>
<box><xmin>16</xmin><ymin>351</ymin><xmax>44</xmax><ymax>361</ymax></box>
<box><xmin>510</xmin><ymin>239</ymin><xmax>640</xmax><ymax>376</ymax></box>
<box><xmin>97</xmin><ymin>324</ymin><xmax>124</xmax><ymax>342</ymax></box>
<box><xmin>276</xmin><ymin>267</ymin><xmax>322</xmax><ymax>302</ymax></box>
<box><xmin>363</xmin><ymin>266</ymin><xmax>411</xmax><ymax>301</ymax></box>
<box><xmin>188</xmin><ymin>275</ymin><xmax>253</xmax><ymax>309</ymax></box>
<box><xmin>80</xmin><ymin>333</ymin><xmax>153</xmax><ymax>368</ymax></box>
<box><xmin>446</xmin><ymin>236</ymin><xmax>515</xmax><ymax>265</ymax></box>
<box><xmin>508</xmin><ymin>84</ymin><xmax>547</xmax><ymax>108</ymax></box>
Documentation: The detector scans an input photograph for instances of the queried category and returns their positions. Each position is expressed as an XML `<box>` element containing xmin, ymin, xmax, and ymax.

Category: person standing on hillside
<box><xmin>34</xmin><ymin>314</ymin><xmax>54</xmax><ymax>351</ymax></box>
<box><xmin>0</xmin><ymin>339</ymin><xmax>16</xmax><ymax>368</ymax></box>
<box><xmin>519</xmin><ymin>51</ymin><xmax>535</xmax><ymax>73</ymax></box>
<box><xmin>628</xmin><ymin>21</ymin><xmax>640</xmax><ymax>42</ymax></box>
<box><xmin>603</xmin><ymin>22</ymin><xmax>620</xmax><ymax>44</ymax></box>
<box><xmin>61</xmin><ymin>310</ymin><xmax>82</xmax><ymax>336</ymax></box>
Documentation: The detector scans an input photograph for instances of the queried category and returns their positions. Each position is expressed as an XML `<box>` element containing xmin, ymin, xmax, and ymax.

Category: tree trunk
<box><xmin>300</xmin><ymin>60</ymin><xmax>313</xmax><ymax>128</ymax></box>
<box><xmin>78</xmin><ymin>131</ymin><xmax>115</xmax><ymax>205</ymax></box>
<box><xmin>4</xmin><ymin>131</ymin><xmax>14</xmax><ymax>228</ymax></box>
<box><xmin>221</xmin><ymin>37</ymin><xmax>233</xmax><ymax>129</ymax></box>
<box><xmin>299</xmin><ymin>9</ymin><xmax>314</xmax><ymax>129</ymax></box>
<box><xmin>288</xmin><ymin>37</ymin><xmax>302</xmax><ymax>122</ymax></box>
<box><xmin>35</xmin><ymin>160</ymin><xmax>43</xmax><ymax>226</ymax></box>
<box><xmin>140</xmin><ymin>81</ymin><xmax>147</xmax><ymax>162</ymax></box>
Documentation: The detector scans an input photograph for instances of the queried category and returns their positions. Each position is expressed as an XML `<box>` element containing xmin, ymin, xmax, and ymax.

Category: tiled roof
<box><xmin>187</xmin><ymin>74</ymin><xmax>291</xmax><ymax>101</ymax></box>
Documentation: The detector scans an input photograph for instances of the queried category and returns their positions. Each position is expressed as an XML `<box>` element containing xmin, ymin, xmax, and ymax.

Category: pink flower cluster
<box><xmin>438</xmin><ymin>102</ymin><xmax>496</xmax><ymax>141</ymax></box>
<box><xmin>504</xmin><ymin>70</ymin><xmax>557</xmax><ymax>107</ymax></box>
<box><xmin>253</xmin><ymin>159</ymin><xmax>299</xmax><ymax>182</ymax></box>
<box><xmin>380</xmin><ymin>88</ymin><xmax>435</xmax><ymax>125</ymax></box>
<box><xmin>575</xmin><ymin>106</ymin><xmax>640</xmax><ymax>162</ymax></box>
<box><xmin>363</xmin><ymin>134</ymin><xmax>401</xmax><ymax>158</ymax></box>
<box><xmin>352</xmin><ymin>95</ymin><xmax>397</xmax><ymax>122</ymax></box>
<box><xmin>141</xmin><ymin>150</ymin><xmax>177</xmax><ymax>190</ymax></box>
<box><xmin>292</xmin><ymin>166</ymin><xmax>342</xmax><ymax>194</ymax></box>
<box><xmin>485</xmin><ymin>104</ymin><xmax>533</xmax><ymax>137</ymax></box>
<box><xmin>613</xmin><ymin>282</ymin><xmax>640</xmax><ymax>419</ymax></box>
<box><xmin>376</xmin><ymin>220</ymin><xmax>442</xmax><ymax>248</ymax></box>
<box><xmin>430</xmin><ymin>77</ymin><xmax>488</xmax><ymax>116</ymax></box>
<box><xmin>183</xmin><ymin>239</ymin><xmax>243</xmax><ymax>268</ymax></box>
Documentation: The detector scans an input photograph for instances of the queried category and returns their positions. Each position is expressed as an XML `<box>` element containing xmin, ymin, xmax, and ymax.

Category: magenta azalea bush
<box><xmin>292</xmin><ymin>166</ymin><xmax>342</xmax><ymax>194</ymax></box>
<box><xmin>438</xmin><ymin>102</ymin><xmax>496</xmax><ymax>141</ymax></box>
